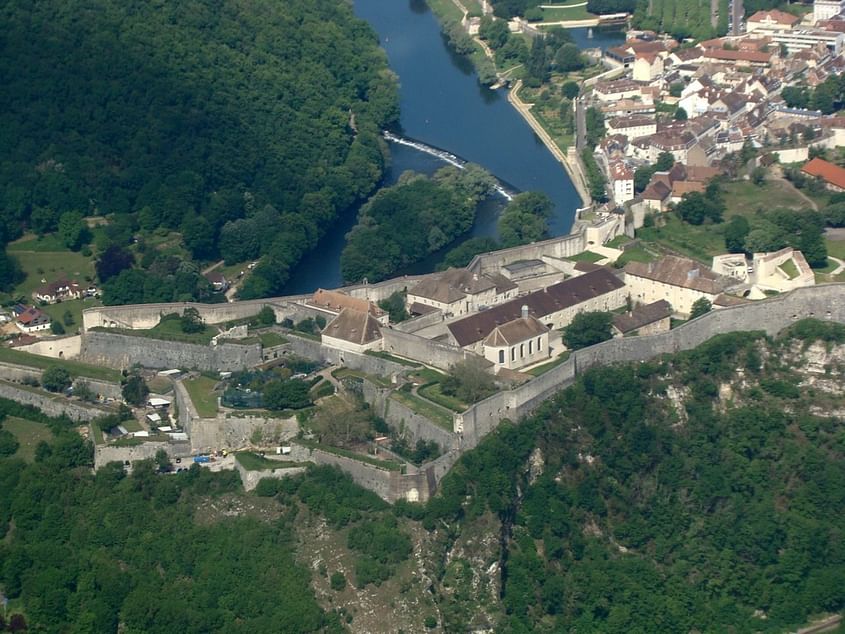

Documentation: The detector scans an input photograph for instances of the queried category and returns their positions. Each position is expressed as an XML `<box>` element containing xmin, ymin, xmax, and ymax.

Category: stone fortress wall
<box><xmin>0</xmin><ymin>380</ymin><xmax>113</xmax><ymax>422</ymax></box>
<box><xmin>455</xmin><ymin>284</ymin><xmax>845</xmax><ymax>450</ymax></box>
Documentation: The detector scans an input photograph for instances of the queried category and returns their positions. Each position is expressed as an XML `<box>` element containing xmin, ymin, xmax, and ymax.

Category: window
<box><xmin>520</xmin><ymin>343</ymin><xmax>524</xmax><ymax>357</ymax></box>
<box><xmin>511</xmin><ymin>347</ymin><xmax>515</xmax><ymax>361</ymax></box>
<box><xmin>528</xmin><ymin>340</ymin><xmax>533</xmax><ymax>354</ymax></box>
<box><xmin>537</xmin><ymin>336</ymin><xmax>542</xmax><ymax>350</ymax></box>
<box><xmin>499</xmin><ymin>350</ymin><xmax>505</xmax><ymax>364</ymax></box>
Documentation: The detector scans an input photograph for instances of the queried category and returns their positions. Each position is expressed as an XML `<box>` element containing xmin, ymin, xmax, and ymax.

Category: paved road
<box><xmin>575</xmin><ymin>96</ymin><xmax>587</xmax><ymax>152</ymax></box>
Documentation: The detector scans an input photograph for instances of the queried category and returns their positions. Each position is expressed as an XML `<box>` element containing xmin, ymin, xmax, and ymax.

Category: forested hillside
<box><xmin>418</xmin><ymin>321</ymin><xmax>845</xmax><ymax>631</ymax></box>
<box><xmin>0</xmin><ymin>0</ymin><xmax>397</xmax><ymax>298</ymax></box>
<box><xmin>3</xmin><ymin>323</ymin><xmax>845</xmax><ymax>631</ymax></box>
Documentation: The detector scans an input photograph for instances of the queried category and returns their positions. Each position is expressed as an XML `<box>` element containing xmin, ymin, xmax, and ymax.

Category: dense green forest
<box><xmin>416</xmin><ymin>322</ymin><xmax>845</xmax><ymax>631</ymax></box>
<box><xmin>340</xmin><ymin>165</ymin><xmax>497</xmax><ymax>283</ymax></box>
<box><xmin>0</xmin><ymin>0</ymin><xmax>397</xmax><ymax>299</ymax></box>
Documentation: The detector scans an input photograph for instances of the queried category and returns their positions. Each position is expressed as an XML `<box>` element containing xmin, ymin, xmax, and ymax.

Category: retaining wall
<box><xmin>190</xmin><ymin>413</ymin><xmax>298</xmax><ymax>453</ymax></box>
<box><xmin>14</xmin><ymin>335</ymin><xmax>82</xmax><ymax>359</ymax></box>
<box><xmin>236</xmin><ymin>461</ymin><xmax>307</xmax><ymax>491</ymax></box>
<box><xmin>284</xmin><ymin>334</ymin><xmax>407</xmax><ymax>377</ymax></box>
<box><xmin>94</xmin><ymin>441</ymin><xmax>191</xmax><ymax>470</ymax></box>
<box><xmin>362</xmin><ymin>380</ymin><xmax>456</xmax><ymax>450</ymax></box>
<box><xmin>382</xmin><ymin>329</ymin><xmax>477</xmax><ymax>371</ymax></box>
<box><xmin>0</xmin><ymin>380</ymin><xmax>112</xmax><ymax>422</ymax></box>
<box><xmin>457</xmin><ymin>284</ymin><xmax>845</xmax><ymax>450</ymax></box>
<box><xmin>394</xmin><ymin>311</ymin><xmax>443</xmax><ymax>334</ymax></box>
<box><xmin>80</xmin><ymin>331</ymin><xmax>262</xmax><ymax>371</ymax></box>
<box><xmin>467</xmin><ymin>231</ymin><xmax>587</xmax><ymax>276</ymax></box>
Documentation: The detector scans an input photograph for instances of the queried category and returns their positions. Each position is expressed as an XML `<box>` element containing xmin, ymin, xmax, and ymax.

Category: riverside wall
<box><xmin>466</xmin><ymin>230</ymin><xmax>587</xmax><ymax>276</ymax></box>
<box><xmin>456</xmin><ymin>284</ymin><xmax>845</xmax><ymax>449</ymax></box>
<box><xmin>0</xmin><ymin>380</ymin><xmax>113</xmax><ymax>422</ymax></box>
<box><xmin>79</xmin><ymin>331</ymin><xmax>262</xmax><ymax>371</ymax></box>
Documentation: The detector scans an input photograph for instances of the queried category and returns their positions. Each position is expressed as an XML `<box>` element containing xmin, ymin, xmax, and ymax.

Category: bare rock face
<box><xmin>528</xmin><ymin>447</ymin><xmax>545</xmax><ymax>485</ymax></box>
<box><xmin>789</xmin><ymin>341</ymin><xmax>845</xmax><ymax>396</ymax></box>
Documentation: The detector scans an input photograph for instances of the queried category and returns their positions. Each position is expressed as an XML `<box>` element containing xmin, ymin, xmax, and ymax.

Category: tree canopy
<box><xmin>0</xmin><ymin>0</ymin><xmax>398</xmax><ymax>299</ymax></box>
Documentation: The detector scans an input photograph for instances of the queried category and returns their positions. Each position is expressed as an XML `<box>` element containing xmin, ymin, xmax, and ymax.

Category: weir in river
<box><xmin>383</xmin><ymin>131</ymin><xmax>515</xmax><ymax>201</ymax></box>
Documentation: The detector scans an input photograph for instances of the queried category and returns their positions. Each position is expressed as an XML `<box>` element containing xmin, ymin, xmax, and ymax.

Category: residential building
<box><xmin>801</xmin><ymin>156</ymin><xmax>845</xmax><ymax>191</ymax></box>
<box><xmin>612</xmin><ymin>299</ymin><xmax>672</xmax><ymax>336</ymax></box>
<box><xmin>593</xmin><ymin>79</ymin><xmax>644</xmax><ymax>102</ymax></box>
<box><xmin>447</xmin><ymin>268</ymin><xmax>627</xmax><ymax>350</ymax></box>
<box><xmin>815</xmin><ymin>0</ymin><xmax>845</xmax><ymax>24</ymax></box>
<box><xmin>203</xmin><ymin>272</ymin><xmax>229</xmax><ymax>293</ymax></box>
<box><xmin>33</xmin><ymin>279</ymin><xmax>91</xmax><ymax>304</ymax></box>
<box><xmin>772</xmin><ymin>29</ymin><xmax>845</xmax><ymax>54</ymax></box>
<box><xmin>321</xmin><ymin>308</ymin><xmax>383</xmax><ymax>353</ymax></box>
<box><xmin>624</xmin><ymin>255</ymin><xmax>737</xmax><ymax>316</ymax></box>
<box><xmin>307</xmin><ymin>289</ymin><xmax>388</xmax><ymax>325</ymax></box>
<box><xmin>481</xmin><ymin>307</ymin><xmax>550</xmax><ymax>371</ymax></box>
<box><xmin>406</xmin><ymin>268</ymin><xmax>517</xmax><ymax>318</ymax></box>
<box><xmin>14</xmin><ymin>305</ymin><xmax>51</xmax><ymax>333</ymax></box>
<box><xmin>605</xmin><ymin>115</ymin><xmax>657</xmax><ymax>139</ymax></box>
<box><xmin>609</xmin><ymin>161</ymin><xmax>635</xmax><ymax>204</ymax></box>
<box><xmin>746</xmin><ymin>9</ymin><xmax>801</xmax><ymax>33</ymax></box>
<box><xmin>632</xmin><ymin>52</ymin><xmax>664</xmax><ymax>81</ymax></box>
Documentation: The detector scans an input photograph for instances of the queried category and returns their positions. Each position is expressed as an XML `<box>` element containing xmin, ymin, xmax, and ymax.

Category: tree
<box><xmin>95</xmin><ymin>245</ymin><xmax>134</xmax><ymax>282</ymax></box>
<box><xmin>439</xmin><ymin>237</ymin><xmax>499</xmax><ymax>270</ymax></box>
<box><xmin>554</xmin><ymin>44</ymin><xmax>584</xmax><ymax>72</ymax></box>
<box><xmin>674</xmin><ymin>106</ymin><xmax>688</xmax><ymax>121</ymax></box>
<box><xmin>180</xmin><ymin>307</ymin><xmax>204</xmax><ymax>333</ymax></box>
<box><xmin>62</xmin><ymin>310</ymin><xmax>74</xmax><ymax>326</ymax></box>
<box><xmin>42</xmin><ymin>366</ymin><xmax>71</xmax><ymax>392</ymax></box>
<box><xmin>676</xmin><ymin>191</ymin><xmax>724</xmax><ymax>225</ymax></box>
<box><xmin>263</xmin><ymin>379</ymin><xmax>311</xmax><ymax>410</ymax></box>
<box><xmin>50</xmin><ymin>321</ymin><xmax>65</xmax><ymax>335</ymax></box>
<box><xmin>256</xmin><ymin>306</ymin><xmax>276</xmax><ymax>326</ymax></box>
<box><xmin>824</xmin><ymin>202</ymin><xmax>845</xmax><ymax>228</ymax></box>
<box><xmin>634</xmin><ymin>166</ymin><xmax>655</xmax><ymax>193</ymax></box>
<box><xmin>724</xmin><ymin>216</ymin><xmax>750</xmax><ymax>253</ymax></box>
<box><xmin>0</xmin><ymin>250</ymin><xmax>23</xmax><ymax>292</ymax></box>
<box><xmin>689</xmin><ymin>297</ymin><xmax>712</xmax><ymax>319</ymax></box>
<box><xmin>751</xmin><ymin>166</ymin><xmax>766</xmax><ymax>186</ymax></box>
<box><xmin>330</xmin><ymin>571</ymin><xmax>347</xmax><ymax>591</ymax></box>
<box><xmin>378</xmin><ymin>291</ymin><xmax>409</xmax><ymax>323</ymax></box>
<box><xmin>73</xmin><ymin>380</ymin><xmax>95</xmax><ymax>403</ymax></box>
<box><xmin>585</xmin><ymin>107</ymin><xmax>605</xmax><ymax>149</ymax></box>
<box><xmin>57</xmin><ymin>211</ymin><xmax>89</xmax><ymax>250</ymax></box>
<box><xmin>498</xmin><ymin>192</ymin><xmax>553</xmax><ymax>248</ymax></box>
<box><xmin>562</xmin><ymin>81</ymin><xmax>580</xmax><ymax>100</ymax></box>
<box><xmin>122</xmin><ymin>375</ymin><xmax>149</xmax><ymax>406</ymax></box>
<box><xmin>0</xmin><ymin>428</ymin><xmax>20</xmax><ymax>456</ymax></box>
<box><xmin>442</xmin><ymin>357</ymin><xmax>497</xmax><ymax>404</ymax></box>
<box><xmin>479</xmin><ymin>16</ymin><xmax>510</xmax><ymax>49</ymax></box>
<box><xmin>562</xmin><ymin>311</ymin><xmax>613</xmax><ymax>350</ymax></box>
<box><xmin>655</xmin><ymin>151</ymin><xmax>675</xmax><ymax>172</ymax></box>
<box><xmin>155</xmin><ymin>448</ymin><xmax>171</xmax><ymax>472</ymax></box>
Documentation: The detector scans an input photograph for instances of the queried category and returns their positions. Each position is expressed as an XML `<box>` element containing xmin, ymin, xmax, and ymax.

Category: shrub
<box><xmin>42</xmin><ymin>366</ymin><xmax>71</xmax><ymax>392</ymax></box>
<box><xmin>330</xmin><ymin>571</ymin><xmax>347</xmax><ymax>591</ymax></box>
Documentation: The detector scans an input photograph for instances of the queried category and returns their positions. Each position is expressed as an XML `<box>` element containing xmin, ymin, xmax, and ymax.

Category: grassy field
<box><xmin>235</xmin><ymin>451</ymin><xmax>305</xmax><ymax>471</ymax></box>
<box><xmin>391</xmin><ymin>390</ymin><xmax>454</xmax><ymax>430</ymax></box>
<box><xmin>527</xmin><ymin>351</ymin><xmax>571</xmax><ymax>376</ymax></box>
<box><xmin>539</xmin><ymin>4</ymin><xmax>595</xmax><ymax>21</ymax></box>
<box><xmin>258</xmin><ymin>331</ymin><xmax>288</xmax><ymax>348</ymax></box>
<box><xmin>9</xmin><ymin>250</ymin><xmax>96</xmax><ymax>298</ymax></box>
<box><xmin>310</xmin><ymin>379</ymin><xmax>335</xmax><ymax>401</ymax></box>
<box><xmin>566</xmin><ymin>250</ymin><xmax>604</xmax><ymax>263</ymax></box>
<box><xmin>638</xmin><ymin>214</ymin><xmax>728</xmax><ymax>264</ymax></box>
<box><xmin>183</xmin><ymin>376</ymin><xmax>219</xmax><ymax>417</ymax></box>
<box><xmin>779</xmin><ymin>259</ymin><xmax>800</xmax><ymax>279</ymax></box>
<box><xmin>0</xmin><ymin>347</ymin><xmax>121</xmax><ymax>382</ymax></box>
<box><xmin>98</xmin><ymin>317</ymin><xmax>217</xmax><ymax>345</ymax></box>
<box><xmin>721</xmin><ymin>180</ymin><xmax>812</xmax><ymax>216</ymax></box>
<box><xmin>331</xmin><ymin>367</ymin><xmax>393</xmax><ymax>388</ymax></box>
<box><xmin>3</xmin><ymin>416</ymin><xmax>52</xmax><ymax>461</ymax></box>
<box><xmin>418</xmin><ymin>382</ymin><xmax>468</xmax><ymax>413</ymax></box>
<box><xmin>364</xmin><ymin>350</ymin><xmax>420</xmax><ymax>367</ymax></box>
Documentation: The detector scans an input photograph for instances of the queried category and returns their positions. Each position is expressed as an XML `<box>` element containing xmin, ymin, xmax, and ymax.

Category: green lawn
<box><xmin>527</xmin><ymin>351</ymin><xmax>571</xmax><ymax>376</ymax></box>
<box><xmin>605</xmin><ymin>235</ymin><xmax>633</xmax><ymax>249</ymax></box>
<box><xmin>235</xmin><ymin>452</ymin><xmax>305</xmax><ymax>471</ymax></box>
<box><xmin>779</xmin><ymin>259</ymin><xmax>800</xmax><ymax>279</ymax></box>
<box><xmin>310</xmin><ymin>379</ymin><xmax>335</xmax><ymax>400</ymax></box>
<box><xmin>638</xmin><ymin>215</ymin><xmax>725</xmax><ymax>264</ymax></box>
<box><xmin>3</xmin><ymin>416</ymin><xmax>53</xmax><ymax>461</ymax></box>
<box><xmin>8</xmin><ymin>233</ymin><xmax>71</xmax><ymax>252</ymax></box>
<box><xmin>258</xmin><ymin>331</ymin><xmax>288</xmax><ymax>348</ymax></box>
<box><xmin>9</xmin><ymin>250</ymin><xmax>96</xmax><ymax>298</ymax></box>
<box><xmin>364</xmin><ymin>350</ymin><xmax>420</xmax><ymax>367</ymax></box>
<box><xmin>390</xmin><ymin>391</ymin><xmax>454</xmax><ymax>430</ymax></box>
<box><xmin>97</xmin><ymin>317</ymin><xmax>217</xmax><ymax>345</ymax></box>
<box><xmin>418</xmin><ymin>382</ymin><xmax>468</xmax><ymax>413</ymax></box>
<box><xmin>826</xmin><ymin>239</ymin><xmax>845</xmax><ymax>260</ymax></box>
<box><xmin>539</xmin><ymin>4</ymin><xmax>595</xmax><ymax>21</ymax></box>
<box><xmin>0</xmin><ymin>347</ymin><xmax>121</xmax><ymax>382</ymax></box>
<box><xmin>721</xmin><ymin>180</ymin><xmax>813</xmax><ymax>216</ymax></box>
<box><xmin>409</xmin><ymin>368</ymin><xmax>449</xmax><ymax>385</ymax></box>
<box><xmin>121</xmin><ymin>418</ymin><xmax>143</xmax><ymax>433</ymax></box>
<box><xmin>331</xmin><ymin>368</ymin><xmax>392</xmax><ymax>388</ymax></box>
<box><xmin>566</xmin><ymin>250</ymin><xmax>604</xmax><ymax>263</ymax></box>
<box><xmin>615</xmin><ymin>245</ymin><xmax>660</xmax><ymax>267</ymax></box>
<box><xmin>39</xmin><ymin>298</ymin><xmax>101</xmax><ymax>333</ymax></box>
<box><xmin>183</xmin><ymin>376</ymin><xmax>219</xmax><ymax>417</ymax></box>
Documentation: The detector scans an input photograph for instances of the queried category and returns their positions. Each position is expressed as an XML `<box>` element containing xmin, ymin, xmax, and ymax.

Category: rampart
<box><xmin>79</xmin><ymin>331</ymin><xmax>262</xmax><ymax>371</ymax></box>
<box><xmin>14</xmin><ymin>334</ymin><xmax>82</xmax><ymax>359</ymax></box>
<box><xmin>235</xmin><ymin>460</ymin><xmax>308</xmax><ymax>491</ymax></box>
<box><xmin>394</xmin><ymin>310</ymin><xmax>443</xmax><ymax>334</ymax></box>
<box><xmin>456</xmin><ymin>284</ymin><xmax>845</xmax><ymax>449</ymax></box>
<box><xmin>283</xmin><ymin>334</ymin><xmax>407</xmax><ymax>377</ymax></box>
<box><xmin>0</xmin><ymin>380</ymin><xmax>113</xmax><ymax>422</ymax></box>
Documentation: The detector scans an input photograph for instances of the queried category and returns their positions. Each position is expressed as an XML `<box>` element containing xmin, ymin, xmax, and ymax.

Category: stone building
<box><xmin>612</xmin><ymin>300</ymin><xmax>672</xmax><ymax>337</ymax></box>
<box><xmin>321</xmin><ymin>308</ymin><xmax>383</xmax><ymax>353</ymax></box>
<box><xmin>406</xmin><ymin>268</ymin><xmax>517</xmax><ymax>318</ymax></box>
<box><xmin>481</xmin><ymin>307</ymin><xmax>550</xmax><ymax>371</ymax></box>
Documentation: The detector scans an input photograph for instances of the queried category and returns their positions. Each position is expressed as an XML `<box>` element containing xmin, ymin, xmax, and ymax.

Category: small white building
<box><xmin>481</xmin><ymin>308</ymin><xmax>550</xmax><ymax>371</ymax></box>
<box><xmin>814</xmin><ymin>0</ymin><xmax>845</xmax><ymax>24</ymax></box>
<box><xmin>609</xmin><ymin>161</ymin><xmax>635</xmax><ymax>204</ymax></box>
<box><xmin>321</xmin><ymin>307</ymin><xmax>383</xmax><ymax>354</ymax></box>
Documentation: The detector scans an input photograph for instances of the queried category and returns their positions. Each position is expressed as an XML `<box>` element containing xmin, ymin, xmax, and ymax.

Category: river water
<box><xmin>280</xmin><ymin>2</ymin><xmax>624</xmax><ymax>294</ymax></box>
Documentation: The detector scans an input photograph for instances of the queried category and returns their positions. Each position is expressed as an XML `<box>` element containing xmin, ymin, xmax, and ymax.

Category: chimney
<box><xmin>521</xmin><ymin>305</ymin><xmax>529</xmax><ymax>319</ymax></box>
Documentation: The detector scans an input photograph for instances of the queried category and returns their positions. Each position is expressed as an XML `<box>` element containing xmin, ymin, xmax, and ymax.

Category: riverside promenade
<box><xmin>508</xmin><ymin>79</ymin><xmax>592</xmax><ymax>206</ymax></box>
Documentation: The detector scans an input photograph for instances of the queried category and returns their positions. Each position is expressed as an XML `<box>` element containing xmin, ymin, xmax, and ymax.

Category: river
<box><xmin>280</xmin><ymin>2</ymin><xmax>624</xmax><ymax>295</ymax></box>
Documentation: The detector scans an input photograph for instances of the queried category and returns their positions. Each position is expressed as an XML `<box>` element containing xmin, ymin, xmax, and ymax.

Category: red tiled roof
<box><xmin>802</xmin><ymin>157</ymin><xmax>845</xmax><ymax>190</ymax></box>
